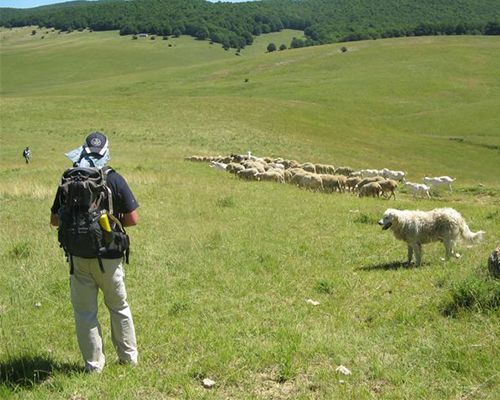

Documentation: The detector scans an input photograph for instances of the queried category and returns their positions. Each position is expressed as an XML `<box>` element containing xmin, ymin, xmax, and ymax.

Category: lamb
<box><xmin>423</xmin><ymin>176</ymin><xmax>455</xmax><ymax>193</ymax></box>
<box><xmin>405</xmin><ymin>182</ymin><xmax>431</xmax><ymax>199</ymax></box>
<box><xmin>382</xmin><ymin>168</ymin><xmax>406</xmax><ymax>182</ymax></box>
<box><xmin>358</xmin><ymin>182</ymin><xmax>382</xmax><ymax>198</ymax></box>
<box><xmin>379</xmin><ymin>179</ymin><xmax>398</xmax><ymax>200</ymax></box>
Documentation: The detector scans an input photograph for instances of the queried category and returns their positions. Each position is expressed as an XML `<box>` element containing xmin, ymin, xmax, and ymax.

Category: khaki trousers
<box><xmin>70</xmin><ymin>256</ymin><xmax>138</xmax><ymax>372</ymax></box>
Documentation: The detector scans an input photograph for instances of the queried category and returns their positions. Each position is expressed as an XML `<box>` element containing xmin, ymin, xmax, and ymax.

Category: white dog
<box><xmin>378</xmin><ymin>208</ymin><xmax>484</xmax><ymax>266</ymax></box>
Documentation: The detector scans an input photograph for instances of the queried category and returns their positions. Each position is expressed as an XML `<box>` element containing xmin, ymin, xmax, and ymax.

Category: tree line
<box><xmin>1</xmin><ymin>0</ymin><xmax>499</xmax><ymax>49</ymax></box>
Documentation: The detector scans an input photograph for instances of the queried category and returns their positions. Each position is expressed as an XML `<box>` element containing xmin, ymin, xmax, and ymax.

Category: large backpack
<box><xmin>56</xmin><ymin>166</ymin><xmax>129</xmax><ymax>274</ymax></box>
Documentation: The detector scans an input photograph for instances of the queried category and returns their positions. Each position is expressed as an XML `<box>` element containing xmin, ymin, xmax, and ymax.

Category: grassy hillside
<box><xmin>0</xmin><ymin>28</ymin><xmax>499</xmax><ymax>399</ymax></box>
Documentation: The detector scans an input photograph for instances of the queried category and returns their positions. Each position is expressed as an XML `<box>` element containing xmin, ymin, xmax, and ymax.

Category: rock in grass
<box><xmin>488</xmin><ymin>246</ymin><xmax>500</xmax><ymax>278</ymax></box>
<box><xmin>335</xmin><ymin>365</ymin><xmax>352</xmax><ymax>375</ymax></box>
<box><xmin>305</xmin><ymin>298</ymin><xmax>320</xmax><ymax>306</ymax></box>
<box><xmin>202</xmin><ymin>378</ymin><xmax>216</xmax><ymax>389</ymax></box>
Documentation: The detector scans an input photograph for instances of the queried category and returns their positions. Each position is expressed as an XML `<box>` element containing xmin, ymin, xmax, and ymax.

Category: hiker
<box><xmin>23</xmin><ymin>146</ymin><xmax>31</xmax><ymax>163</ymax></box>
<box><xmin>50</xmin><ymin>131</ymin><xmax>139</xmax><ymax>373</ymax></box>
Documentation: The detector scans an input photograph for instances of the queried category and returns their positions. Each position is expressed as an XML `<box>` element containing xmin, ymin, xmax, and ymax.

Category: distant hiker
<box><xmin>23</xmin><ymin>146</ymin><xmax>31</xmax><ymax>163</ymax></box>
<box><xmin>50</xmin><ymin>131</ymin><xmax>139</xmax><ymax>373</ymax></box>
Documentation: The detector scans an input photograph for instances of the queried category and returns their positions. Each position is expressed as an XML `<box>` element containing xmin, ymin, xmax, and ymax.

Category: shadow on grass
<box><xmin>357</xmin><ymin>261</ymin><xmax>412</xmax><ymax>271</ymax></box>
<box><xmin>0</xmin><ymin>355</ymin><xmax>82</xmax><ymax>389</ymax></box>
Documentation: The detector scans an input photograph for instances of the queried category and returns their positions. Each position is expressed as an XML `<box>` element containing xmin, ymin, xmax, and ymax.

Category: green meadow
<box><xmin>0</xmin><ymin>27</ymin><xmax>499</xmax><ymax>399</ymax></box>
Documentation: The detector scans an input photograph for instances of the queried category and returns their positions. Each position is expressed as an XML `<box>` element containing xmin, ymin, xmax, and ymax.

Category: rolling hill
<box><xmin>0</xmin><ymin>28</ymin><xmax>499</xmax><ymax>399</ymax></box>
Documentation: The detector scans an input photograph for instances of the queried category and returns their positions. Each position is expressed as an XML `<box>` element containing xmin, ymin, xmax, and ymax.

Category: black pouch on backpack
<box><xmin>105</xmin><ymin>231</ymin><xmax>130</xmax><ymax>254</ymax></box>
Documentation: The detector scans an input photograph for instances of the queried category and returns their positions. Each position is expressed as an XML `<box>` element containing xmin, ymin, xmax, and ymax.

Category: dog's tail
<box><xmin>460</xmin><ymin>220</ymin><xmax>485</xmax><ymax>243</ymax></box>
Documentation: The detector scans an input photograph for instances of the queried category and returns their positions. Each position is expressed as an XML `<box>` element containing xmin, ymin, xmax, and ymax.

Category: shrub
<box><xmin>132</xmin><ymin>35</ymin><xmax>138</xmax><ymax>40</ymax></box>
<box><xmin>341</xmin><ymin>46</ymin><xmax>348</xmax><ymax>53</ymax></box>
<box><xmin>267</xmin><ymin>42</ymin><xmax>277</xmax><ymax>52</ymax></box>
<box><xmin>279</xmin><ymin>44</ymin><xmax>287</xmax><ymax>51</ymax></box>
<box><xmin>442</xmin><ymin>272</ymin><xmax>500</xmax><ymax>316</ymax></box>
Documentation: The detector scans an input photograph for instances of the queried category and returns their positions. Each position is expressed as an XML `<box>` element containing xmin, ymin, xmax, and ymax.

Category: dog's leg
<box><xmin>443</xmin><ymin>239</ymin><xmax>453</xmax><ymax>260</ymax></box>
<box><xmin>407</xmin><ymin>245</ymin><xmax>414</xmax><ymax>266</ymax></box>
<box><xmin>414</xmin><ymin>244</ymin><xmax>422</xmax><ymax>266</ymax></box>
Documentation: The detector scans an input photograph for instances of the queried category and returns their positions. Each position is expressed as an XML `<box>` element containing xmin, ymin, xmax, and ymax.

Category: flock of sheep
<box><xmin>185</xmin><ymin>152</ymin><xmax>456</xmax><ymax>200</ymax></box>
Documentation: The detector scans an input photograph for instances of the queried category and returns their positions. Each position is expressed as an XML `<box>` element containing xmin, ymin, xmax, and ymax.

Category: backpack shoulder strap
<box><xmin>102</xmin><ymin>165</ymin><xmax>113</xmax><ymax>173</ymax></box>
<box><xmin>100</xmin><ymin>166</ymin><xmax>114</xmax><ymax>214</ymax></box>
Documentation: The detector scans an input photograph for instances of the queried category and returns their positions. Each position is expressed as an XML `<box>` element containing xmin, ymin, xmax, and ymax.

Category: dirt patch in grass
<box><xmin>253</xmin><ymin>369</ymin><xmax>298</xmax><ymax>400</ymax></box>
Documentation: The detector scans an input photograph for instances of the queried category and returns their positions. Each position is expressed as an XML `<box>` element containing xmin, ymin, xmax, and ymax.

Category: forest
<box><xmin>1</xmin><ymin>0</ymin><xmax>499</xmax><ymax>49</ymax></box>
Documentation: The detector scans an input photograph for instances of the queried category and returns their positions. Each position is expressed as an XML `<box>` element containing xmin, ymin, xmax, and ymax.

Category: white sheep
<box><xmin>315</xmin><ymin>164</ymin><xmax>336</xmax><ymax>175</ymax></box>
<box><xmin>345</xmin><ymin>176</ymin><xmax>362</xmax><ymax>192</ymax></box>
<box><xmin>209</xmin><ymin>161</ymin><xmax>228</xmax><ymax>171</ymax></box>
<box><xmin>321</xmin><ymin>175</ymin><xmax>342</xmax><ymax>193</ymax></box>
<box><xmin>242</xmin><ymin>160</ymin><xmax>266</xmax><ymax>173</ymax></box>
<box><xmin>301</xmin><ymin>162</ymin><xmax>316</xmax><ymax>173</ymax></box>
<box><xmin>382</xmin><ymin>168</ymin><xmax>406</xmax><ymax>182</ymax></box>
<box><xmin>256</xmin><ymin>170</ymin><xmax>285</xmax><ymax>183</ymax></box>
<box><xmin>292</xmin><ymin>173</ymin><xmax>323</xmax><ymax>191</ymax></box>
<box><xmin>334</xmin><ymin>166</ymin><xmax>354</xmax><ymax>176</ymax></box>
<box><xmin>226</xmin><ymin>162</ymin><xmax>245</xmax><ymax>175</ymax></box>
<box><xmin>284</xmin><ymin>167</ymin><xmax>306</xmax><ymax>183</ymax></box>
<box><xmin>269</xmin><ymin>162</ymin><xmax>285</xmax><ymax>170</ymax></box>
<box><xmin>423</xmin><ymin>176</ymin><xmax>455</xmax><ymax>193</ymax></box>
<box><xmin>359</xmin><ymin>169</ymin><xmax>383</xmax><ymax>178</ymax></box>
<box><xmin>237</xmin><ymin>168</ymin><xmax>259</xmax><ymax>180</ymax></box>
<box><xmin>405</xmin><ymin>182</ymin><xmax>431</xmax><ymax>199</ymax></box>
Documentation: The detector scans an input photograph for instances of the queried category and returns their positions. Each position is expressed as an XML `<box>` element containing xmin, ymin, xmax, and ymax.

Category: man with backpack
<box><xmin>23</xmin><ymin>146</ymin><xmax>31</xmax><ymax>163</ymax></box>
<box><xmin>50</xmin><ymin>131</ymin><xmax>139</xmax><ymax>373</ymax></box>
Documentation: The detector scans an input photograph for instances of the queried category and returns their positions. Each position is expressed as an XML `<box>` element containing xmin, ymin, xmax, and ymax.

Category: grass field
<box><xmin>0</xmin><ymin>27</ymin><xmax>499</xmax><ymax>399</ymax></box>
